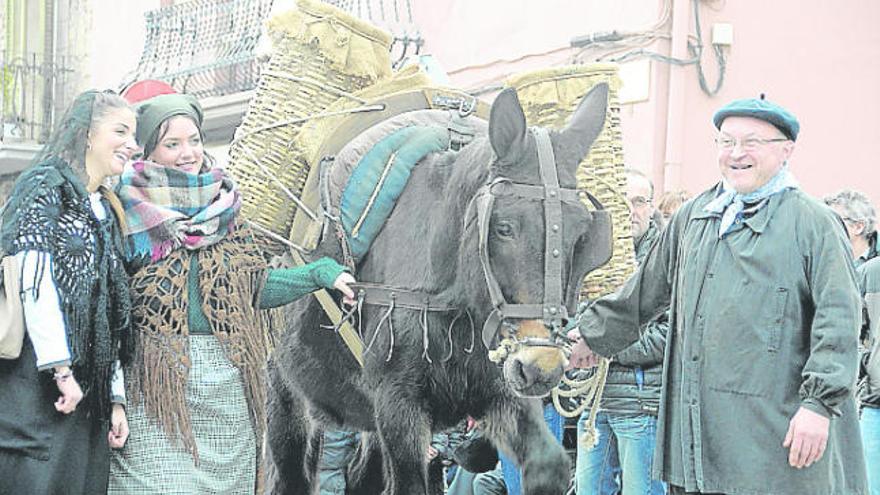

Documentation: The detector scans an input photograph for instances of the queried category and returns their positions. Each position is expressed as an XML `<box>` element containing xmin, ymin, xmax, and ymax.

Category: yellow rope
<box><xmin>551</xmin><ymin>358</ymin><xmax>609</xmax><ymax>450</ymax></box>
<box><xmin>490</xmin><ymin>335</ymin><xmax>610</xmax><ymax>450</ymax></box>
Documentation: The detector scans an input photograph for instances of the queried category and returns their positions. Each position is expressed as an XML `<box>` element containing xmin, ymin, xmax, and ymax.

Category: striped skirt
<box><xmin>108</xmin><ymin>335</ymin><xmax>258</xmax><ymax>494</ymax></box>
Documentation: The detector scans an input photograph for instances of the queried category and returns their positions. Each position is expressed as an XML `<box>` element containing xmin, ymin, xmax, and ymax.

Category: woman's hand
<box><xmin>108</xmin><ymin>403</ymin><xmax>130</xmax><ymax>449</ymax></box>
<box><xmin>333</xmin><ymin>272</ymin><xmax>357</xmax><ymax>305</ymax></box>
<box><xmin>53</xmin><ymin>366</ymin><xmax>83</xmax><ymax>414</ymax></box>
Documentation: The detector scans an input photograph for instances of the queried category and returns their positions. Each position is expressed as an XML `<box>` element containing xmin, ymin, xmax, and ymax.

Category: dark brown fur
<box><xmin>266</xmin><ymin>85</ymin><xmax>609</xmax><ymax>495</ymax></box>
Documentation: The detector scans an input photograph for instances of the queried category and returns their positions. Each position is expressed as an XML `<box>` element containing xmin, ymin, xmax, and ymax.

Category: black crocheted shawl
<box><xmin>0</xmin><ymin>157</ymin><xmax>132</xmax><ymax>418</ymax></box>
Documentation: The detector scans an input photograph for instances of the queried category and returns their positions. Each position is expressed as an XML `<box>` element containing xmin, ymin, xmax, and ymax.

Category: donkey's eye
<box><xmin>494</xmin><ymin>222</ymin><xmax>515</xmax><ymax>238</ymax></box>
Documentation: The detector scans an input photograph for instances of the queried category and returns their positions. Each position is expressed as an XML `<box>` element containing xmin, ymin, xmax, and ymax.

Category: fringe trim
<box><xmin>126</xmin><ymin>224</ymin><xmax>283</xmax><ymax>463</ymax></box>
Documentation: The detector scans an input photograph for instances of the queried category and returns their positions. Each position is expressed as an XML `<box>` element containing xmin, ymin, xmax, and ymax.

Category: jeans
<box><xmin>575</xmin><ymin>410</ymin><xmax>666</xmax><ymax>495</ymax></box>
<box><xmin>318</xmin><ymin>429</ymin><xmax>360</xmax><ymax>495</ymax></box>
<box><xmin>862</xmin><ymin>406</ymin><xmax>880</xmax><ymax>495</ymax></box>
<box><xmin>447</xmin><ymin>462</ymin><xmax>506</xmax><ymax>495</ymax></box>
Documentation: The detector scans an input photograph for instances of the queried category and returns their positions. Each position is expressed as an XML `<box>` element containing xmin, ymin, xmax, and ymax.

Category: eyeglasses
<box><xmin>628</xmin><ymin>195</ymin><xmax>652</xmax><ymax>208</ymax></box>
<box><xmin>715</xmin><ymin>135</ymin><xmax>788</xmax><ymax>151</ymax></box>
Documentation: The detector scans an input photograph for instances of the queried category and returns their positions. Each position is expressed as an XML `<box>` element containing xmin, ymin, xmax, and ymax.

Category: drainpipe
<box><xmin>42</xmin><ymin>0</ymin><xmax>56</xmax><ymax>142</ymax></box>
<box><xmin>661</xmin><ymin>0</ymin><xmax>691</xmax><ymax>193</ymax></box>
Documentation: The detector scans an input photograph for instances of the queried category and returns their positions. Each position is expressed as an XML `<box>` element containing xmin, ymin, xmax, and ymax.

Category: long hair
<box><xmin>34</xmin><ymin>90</ymin><xmax>131</xmax><ymax>183</ymax></box>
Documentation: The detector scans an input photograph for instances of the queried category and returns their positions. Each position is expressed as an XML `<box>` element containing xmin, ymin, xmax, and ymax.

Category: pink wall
<box><xmin>413</xmin><ymin>0</ymin><xmax>880</xmax><ymax>207</ymax></box>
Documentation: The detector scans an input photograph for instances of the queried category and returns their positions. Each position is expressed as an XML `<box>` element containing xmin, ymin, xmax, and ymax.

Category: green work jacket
<box><xmin>577</xmin><ymin>185</ymin><xmax>867</xmax><ymax>494</ymax></box>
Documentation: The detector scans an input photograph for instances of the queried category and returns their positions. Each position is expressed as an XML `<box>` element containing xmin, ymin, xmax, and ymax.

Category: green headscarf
<box><xmin>136</xmin><ymin>93</ymin><xmax>204</xmax><ymax>157</ymax></box>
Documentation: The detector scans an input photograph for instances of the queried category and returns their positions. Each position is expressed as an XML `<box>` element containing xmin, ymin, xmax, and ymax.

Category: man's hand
<box><xmin>566</xmin><ymin>328</ymin><xmax>600</xmax><ymax>369</ymax></box>
<box><xmin>782</xmin><ymin>406</ymin><xmax>829</xmax><ymax>468</ymax></box>
<box><xmin>53</xmin><ymin>366</ymin><xmax>83</xmax><ymax>414</ymax></box>
<box><xmin>333</xmin><ymin>272</ymin><xmax>357</xmax><ymax>305</ymax></box>
<box><xmin>108</xmin><ymin>403</ymin><xmax>129</xmax><ymax>449</ymax></box>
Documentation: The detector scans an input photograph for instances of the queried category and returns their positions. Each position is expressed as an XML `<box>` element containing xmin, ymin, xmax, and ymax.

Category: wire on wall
<box><xmin>570</xmin><ymin>0</ymin><xmax>726</xmax><ymax>97</ymax></box>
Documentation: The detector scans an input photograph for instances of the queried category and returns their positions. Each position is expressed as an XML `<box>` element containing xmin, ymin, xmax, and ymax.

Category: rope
<box><xmin>579</xmin><ymin>168</ymin><xmax>630</xmax><ymax>210</ymax></box>
<box><xmin>352</xmin><ymin>150</ymin><xmax>398</xmax><ymax>237</ymax></box>
<box><xmin>244</xmin><ymin>220</ymin><xmax>310</xmax><ymax>254</ymax></box>
<box><xmin>421</xmin><ymin>307</ymin><xmax>431</xmax><ymax>363</ymax></box>
<box><xmin>230</xmin><ymin>104</ymin><xmax>385</xmax><ymax>147</ymax></box>
<box><xmin>551</xmin><ymin>358</ymin><xmax>610</xmax><ymax>450</ymax></box>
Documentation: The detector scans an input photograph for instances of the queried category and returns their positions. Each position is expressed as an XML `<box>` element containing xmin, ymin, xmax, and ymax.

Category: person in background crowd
<box><xmin>858</xmin><ymin>256</ymin><xmax>880</xmax><ymax>495</ymax></box>
<box><xmin>574</xmin><ymin>168</ymin><xmax>667</xmax><ymax>495</ymax></box>
<box><xmin>107</xmin><ymin>87</ymin><xmax>355</xmax><ymax>494</ymax></box>
<box><xmin>447</xmin><ymin>420</ymin><xmax>507</xmax><ymax>495</ymax></box>
<box><xmin>499</xmin><ymin>402</ymin><xmax>563</xmax><ymax>495</ymax></box>
<box><xmin>568</xmin><ymin>95</ymin><xmax>867</xmax><ymax>494</ymax></box>
<box><xmin>0</xmin><ymin>90</ymin><xmax>137</xmax><ymax>494</ymax></box>
<box><xmin>656</xmin><ymin>189</ymin><xmax>690</xmax><ymax>227</ymax></box>
<box><xmin>318</xmin><ymin>429</ymin><xmax>361</xmax><ymax>494</ymax></box>
<box><xmin>824</xmin><ymin>189</ymin><xmax>878</xmax><ymax>268</ymax></box>
<box><xmin>824</xmin><ymin>189</ymin><xmax>880</xmax><ymax>495</ymax></box>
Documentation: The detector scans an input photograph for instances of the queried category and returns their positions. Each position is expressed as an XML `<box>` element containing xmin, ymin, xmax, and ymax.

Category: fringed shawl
<box><xmin>0</xmin><ymin>157</ymin><xmax>132</xmax><ymax>418</ymax></box>
<box><xmin>124</xmin><ymin>222</ymin><xmax>282</xmax><ymax>462</ymax></box>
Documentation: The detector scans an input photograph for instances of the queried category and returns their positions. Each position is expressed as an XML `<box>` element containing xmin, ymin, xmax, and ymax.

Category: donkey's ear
<box><xmin>558</xmin><ymin>83</ymin><xmax>609</xmax><ymax>169</ymax></box>
<box><xmin>489</xmin><ymin>88</ymin><xmax>529</xmax><ymax>163</ymax></box>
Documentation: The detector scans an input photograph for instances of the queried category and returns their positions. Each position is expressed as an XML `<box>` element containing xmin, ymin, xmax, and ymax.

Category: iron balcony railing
<box><xmin>1</xmin><ymin>52</ymin><xmax>75</xmax><ymax>143</ymax></box>
<box><xmin>124</xmin><ymin>0</ymin><xmax>274</xmax><ymax>99</ymax></box>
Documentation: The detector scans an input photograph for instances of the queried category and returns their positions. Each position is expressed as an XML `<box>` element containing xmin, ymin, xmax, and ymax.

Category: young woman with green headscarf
<box><xmin>108</xmin><ymin>92</ymin><xmax>355</xmax><ymax>494</ymax></box>
<box><xmin>0</xmin><ymin>90</ymin><xmax>138</xmax><ymax>494</ymax></box>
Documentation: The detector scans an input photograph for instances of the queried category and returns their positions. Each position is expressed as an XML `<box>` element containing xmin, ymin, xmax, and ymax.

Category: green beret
<box><xmin>135</xmin><ymin>93</ymin><xmax>204</xmax><ymax>147</ymax></box>
<box><xmin>712</xmin><ymin>95</ymin><xmax>799</xmax><ymax>141</ymax></box>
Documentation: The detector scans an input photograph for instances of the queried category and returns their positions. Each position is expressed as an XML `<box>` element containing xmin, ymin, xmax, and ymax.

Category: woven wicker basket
<box><xmin>227</xmin><ymin>0</ymin><xmax>393</xmax><ymax>238</ymax></box>
<box><xmin>506</xmin><ymin>65</ymin><xmax>636</xmax><ymax>299</ymax></box>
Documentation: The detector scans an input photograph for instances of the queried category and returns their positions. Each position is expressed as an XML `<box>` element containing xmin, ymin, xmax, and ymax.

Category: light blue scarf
<box><xmin>704</xmin><ymin>164</ymin><xmax>799</xmax><ymax>238</ymax></box>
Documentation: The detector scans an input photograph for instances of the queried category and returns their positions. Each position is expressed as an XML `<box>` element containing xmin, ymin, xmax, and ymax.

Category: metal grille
<box><xmin>1</xmin><ymin>52</ymin><xmax>76</xmax><ymax>143</ymax></box>
<box><xmin>124</xmin><ymin>0</ymin><xmax>275</xmax><ymax>99</ymax></box>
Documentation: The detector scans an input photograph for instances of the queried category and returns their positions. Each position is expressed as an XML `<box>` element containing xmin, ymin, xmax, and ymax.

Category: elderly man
<box><xmin>824</xmin><ymin>189</ymin><xmax>879</xmax><ymax>268</ymax></box>
<box><xmin>568</xmin><ymin>96</ymin><xmax>867</xmax><ymax>494</ymax></box>
<box><xmin>574</xmin><ymin>168</ymin><xmax>667</xmax><ymax>495</ymax></box>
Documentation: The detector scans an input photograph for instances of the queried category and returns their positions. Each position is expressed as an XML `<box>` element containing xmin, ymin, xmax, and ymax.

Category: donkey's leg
<box><xmin>373</xmin><ymin>386</ymin><xmax>433</xmax><ymax>495</ymax></box>
<box><xmin>265</xmin><ymin>362</ymin><xmax>321</xmax><ymax>495</ymax></box>
<box><xmin>344</xmin><ymin>433</ymin><xmax>385</xmax><ymax>495</ymax></box>
<box><xmin>484</xmin><ymin>398</ymin><xmax>569</xmax><ymax>495</ymax></box>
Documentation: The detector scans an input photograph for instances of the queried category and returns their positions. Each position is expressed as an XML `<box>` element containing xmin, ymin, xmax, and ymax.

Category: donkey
<box><xmin>266</xmin><ymin>83</ymin><xmax>612</xmax><ymax>495</ymax></box>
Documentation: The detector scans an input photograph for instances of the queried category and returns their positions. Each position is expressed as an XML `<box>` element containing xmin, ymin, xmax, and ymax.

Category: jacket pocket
<box><xmin>705</xmin><ymin>284</ymin><xmax>789</xmax><ymax>397</ymax></box>
<box><xmin>765</xmin><ymin>287</ymin><xmax>788</xmax><ymax>352</ymax></box>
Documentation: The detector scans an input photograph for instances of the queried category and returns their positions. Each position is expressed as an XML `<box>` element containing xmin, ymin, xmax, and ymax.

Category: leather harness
<box><xmin>345</xmin><ymin>127</ymin><xmax>606</xmax><ymax>358</ymax></box>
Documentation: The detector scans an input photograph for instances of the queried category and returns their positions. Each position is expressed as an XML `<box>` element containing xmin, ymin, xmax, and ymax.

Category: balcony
<box><xmin>124</xmin><ymin>0</ymin><xmax>275</xmax><ymax>100</ymax></box>
<box><xmin>1</xmin><ymin>52</ymin><xmax>75</xmax><ymax>175</ymax></box>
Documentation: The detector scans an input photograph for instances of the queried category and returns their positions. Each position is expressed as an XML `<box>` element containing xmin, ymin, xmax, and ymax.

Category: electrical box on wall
<box><xmin>712</xmin><ymin>23</ymin><xmax>734</xmax><ymax>46</ymax></box>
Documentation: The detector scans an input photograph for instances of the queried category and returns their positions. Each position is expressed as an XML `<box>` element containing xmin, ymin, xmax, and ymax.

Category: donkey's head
<box><xmin>472</xmin><ymin>84</ymin><xmax>612</xmax><ymax>397</ymax></box>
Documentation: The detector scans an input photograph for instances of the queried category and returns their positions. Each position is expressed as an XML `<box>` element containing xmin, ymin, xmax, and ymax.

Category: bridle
<box><xmin>344</xmin><ymin>126</ymin><xmax>608</xmax><ymax>362</ymax></box>
<box><xmin>473</xmin><ymin>127</ymin><xmax>606</xmax><ymax>352</ymax></box>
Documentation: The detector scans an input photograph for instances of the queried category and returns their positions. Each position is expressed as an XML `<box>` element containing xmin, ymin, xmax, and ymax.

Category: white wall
<box><xmin>86</xmin><ymin>0</ymin><xmax>159</xmax><ymax>90</ymax></box>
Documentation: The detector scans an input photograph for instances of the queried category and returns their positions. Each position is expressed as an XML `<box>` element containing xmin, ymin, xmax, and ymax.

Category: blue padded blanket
<box><xmin>340</xmin><ymin>125</ymin><xmax>449</xmax><ymax>260</ymax></box>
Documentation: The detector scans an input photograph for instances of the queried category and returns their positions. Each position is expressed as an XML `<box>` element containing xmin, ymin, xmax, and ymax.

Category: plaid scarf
<box><xmin>117</xmin><ymin>160</ymin><xmax>241</xmax><ymax>262</ymax></box>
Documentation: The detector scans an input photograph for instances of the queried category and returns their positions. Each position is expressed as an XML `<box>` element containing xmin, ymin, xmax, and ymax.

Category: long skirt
<box><xmin>0</xmin><ymin>336</ymin><xmax>110</xmax><ymax>495</ymax></box>
<box><xmin>108</xmin><ymin>335</ymin><xmax>258</xmax><ymax>494</ymax></box>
